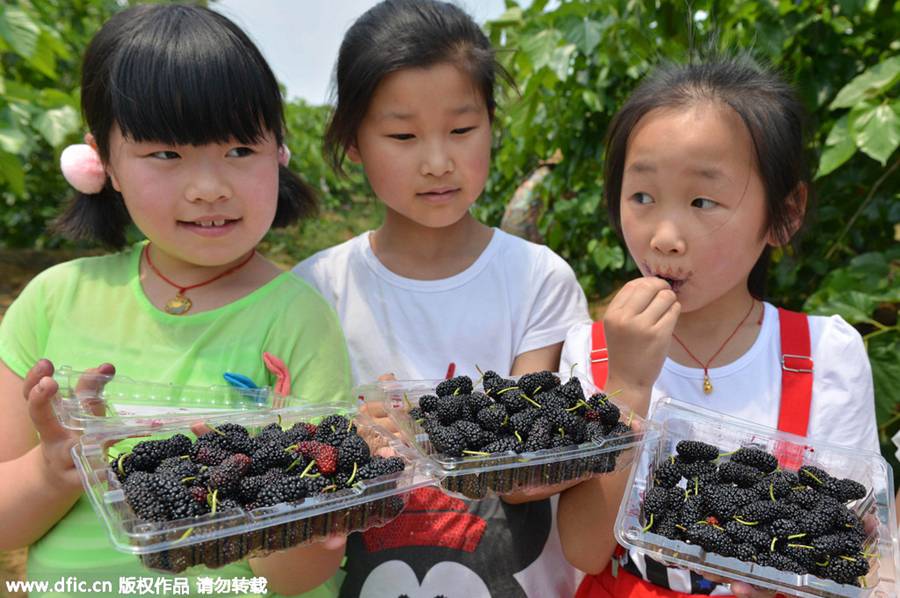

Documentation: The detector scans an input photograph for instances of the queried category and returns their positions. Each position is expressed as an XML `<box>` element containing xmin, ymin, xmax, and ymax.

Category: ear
<box><xmin>87</xmin><ymin>132</ymin><xmax>122</xmax><ymax>192</ymax></box>
<box><xmin>346</xmin><ymin>144</ymin><xmax>362</xmax><ymax>164</ymax></box>
<box><xmin>767</xmin><ymin>182</ymin><xmax>807</xmax><ymax>247</ymax></box>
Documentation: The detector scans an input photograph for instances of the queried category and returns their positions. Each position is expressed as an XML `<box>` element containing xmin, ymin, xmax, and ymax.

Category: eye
<box><xmin>451</xmin><ymin>126</ymin><xmax>476</xmax><ymax>135</ymax></box>
<box><xmin>630</xmin><ymin>192</ymin><xmax>653</xmax><ymax>205</ymax></box>
<box><xmin>226</xmin><ymin>147</ymin><xmax>255</xmax><ymax>158</ymax></box>
<box><xmin>149</xmin><ymin>150</ymin><xmax>180</xmax><ymax>160</ymax></box>
<box><xmin>388</xmin><ymin>133</ymin><xmax>415</xmax><ymax>141</ymax></box>
<box><xmin>691</xmin><ymin>197</ymin><xmax>718</xmax><ymax>209</ymax></box>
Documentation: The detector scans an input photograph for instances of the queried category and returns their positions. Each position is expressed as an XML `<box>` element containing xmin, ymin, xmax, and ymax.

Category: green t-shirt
<box><xmin>0</xmin><ymin>242</ymin><xmax>352</xmax><ymax>597</ymax></box>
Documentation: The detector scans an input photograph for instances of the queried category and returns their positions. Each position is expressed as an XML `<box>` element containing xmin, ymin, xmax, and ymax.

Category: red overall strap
<box><xmin>590</xmin><ymin>321</ymin><xmax>609</xmax><ymax>389</ymax></box>
<box><xmin>775</xmin><ymin>307</ymin><xmax>814</xmax><ymax>469</ymax></box>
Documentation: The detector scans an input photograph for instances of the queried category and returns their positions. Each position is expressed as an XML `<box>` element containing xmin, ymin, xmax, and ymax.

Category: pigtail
<box><xmin>271</xmin><ymin>165</ymin><xmax>319</xmax><ymax>228</ymax></box>
<box><xmin>52</xmin><ymin>184</ymin><xmax>132</xmax><ymax>250</ymax></box>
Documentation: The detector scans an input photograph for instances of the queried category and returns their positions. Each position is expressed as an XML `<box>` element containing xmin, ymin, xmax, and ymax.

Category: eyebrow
<box><xmin>379</xmin><ymin>104</ymin><xmax>482</xmax><ymax>121</ymax></box>
<box><xmin>626</xmin><ymin>161</ymin><xmax>726</xmax><ymax>180</ymax></box>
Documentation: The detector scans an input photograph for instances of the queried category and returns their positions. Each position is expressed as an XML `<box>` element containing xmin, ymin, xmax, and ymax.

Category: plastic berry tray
<box><xmin>614</xmin><ymin>397</ymin><xmax>900</xmax><ymax>598</ymax></box>
<box><xmin>71</xmin><ymin>404</ymin><xmax>434</xmax><ymax>573</ymax></box>
<box><xmin>52</xmin><ymin>366</ymin><xmax>283</xmax><ymax>432</ymax></box>
<box><xmin>357</xmin><ymin>375</ymin><xmax>659</xmax><ymax>500</ymax></box>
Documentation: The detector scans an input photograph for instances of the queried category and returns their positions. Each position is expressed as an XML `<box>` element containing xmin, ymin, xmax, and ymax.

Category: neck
<box><xmin>144</xmin><ymin>243</ymin><xmax>257</xmax><ymax>288</ymax></box>
<box><xmin>669</xmin><ymin>284</ymin><xmax>762</xmax><ymax>369</ymax></box>
<box><xmin>371</xmin><ymin>209</ymin><xmax>492</xmax><ymax>279</ymax></box>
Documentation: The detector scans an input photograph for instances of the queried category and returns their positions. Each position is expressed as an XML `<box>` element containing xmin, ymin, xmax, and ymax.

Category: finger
<box><xmin>653</xmin><ymin>299</ymin><xmax>681</xmax><ymax>333</ymax></box>
<box><xmin>633</xmin><ymin>288</ymin><xmax>679</xmax><ymax>326</ymax></box>
<box><xmin>321</xmin><ymin>534</ymin><xmax>347</xmax><ymax>550</ymax></box>
<box><xmin>74</xmin><ymin>364</ymin><xmax>116</xmax><ymax>417</ymax></box>
<box><xmin>377</xmin><ymin>373</ymin><xmax>396</xmax><ymax>382</ymax></box>
<box><xmin>361</xmin><ymin>400</ymin><xmax>388</xmax><ymax>418</ymax></box>
<box><xmin>27</xmin><ymin>375</ymin><xmax>70</xmax><ymax>445</ymax></box>
<box><xmin>614</xmin><ymin>278</ymin><xmax>673</xmax><ymax>318</ymax></box>
<box><xmin>23</xmin><ymin>359</ymin><xmax>54</xmax><ymax>401</ymax></box>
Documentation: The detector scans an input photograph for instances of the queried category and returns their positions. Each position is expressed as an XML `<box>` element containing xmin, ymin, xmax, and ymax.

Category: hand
<box><xmin>358</xmin><ymin>373</ymin><xmax>401</xmax><ymax>436</ymax></box>
<box><xmin>499</xmin><ymin>477</ymin><xmax>584</xmax><ymax>504</ymax></box>
<box><xmin>24</xmin><ymin>359</ymin><xmax>115</xmax><ymax>491</ymax></box>
<box><xmin>603</xmin><ymin>277</ymin><xmax>679</xmax><ymax>393</ymax></box>
<box><xmin>699</xmin><ymin>573</ymin><xmax>790</xmax><ymax>598</ymax></box>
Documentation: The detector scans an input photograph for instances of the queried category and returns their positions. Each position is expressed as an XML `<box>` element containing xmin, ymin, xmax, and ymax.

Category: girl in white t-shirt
<box><xmin>558</xmin><ymin>56</ymin><xmax>879</xmax><ymax>598</ymax></box>
<box><xmin>293</xmin><ymin>2</ymin><xmax>667</xmax><ymax>596</ymax></box>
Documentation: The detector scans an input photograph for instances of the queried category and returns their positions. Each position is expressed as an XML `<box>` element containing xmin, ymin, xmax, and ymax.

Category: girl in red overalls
<box><xmin>557</xmin><ymin>55</ymin><xmax>879</xmax><ymax>598</ymax></box>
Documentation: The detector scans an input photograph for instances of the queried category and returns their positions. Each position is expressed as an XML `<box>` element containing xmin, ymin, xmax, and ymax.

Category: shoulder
<box><xmin>18</xmin><ymin>247</ymin><xmax>135</xmax><ymax>298</ymax></box>
<box><xmin>291</xmin><ymin>233</ymin><xmax>368</xmax><ymax>291</ymax></box>
<box><xmin>801</xmin><ymin>311</ymin><xmax>867</xmax><ymax>362</ymax></box>
<box><xmin>491</xmin><ymin>229</ymin><xmax>579</xmax><ymax>287</ymax></box>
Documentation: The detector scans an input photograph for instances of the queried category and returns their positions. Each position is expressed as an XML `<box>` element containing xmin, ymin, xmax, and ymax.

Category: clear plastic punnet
<box><xmin>357</xmin><ymin>374</ymin><xmax>660</xmax><ymax>500</ymax></box>
<box><xmin>615</xmin><ymin>397</ymin><xmax>900</xmax><ymax>598</ymax></box>
<box><xmin>72</xmin><ymin>404</ymin><xmax>434</xmax><ymax>573</ymax></box>
<box><xmin>52</xmin><ymin>366</ymin><xmax>282</xmax><ymax>431</ymax></box>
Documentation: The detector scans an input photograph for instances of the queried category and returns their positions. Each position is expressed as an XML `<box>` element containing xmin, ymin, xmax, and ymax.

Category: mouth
<box><xmin>416</xmin><ymin>187</ymin><xmax>460</xmax><ymax>200</ymax></box>
<box><xmin>656</xmin><ymin>275</ymin><xmax>686</xmax><ymax>292</ymax></box>
<box><xmin>178</xmin><ymin>217</ymin><xmax>241</xmax><ymax>235</ymax></box>
<box><xmin>645</xmin><ymin>264</ymin><xmax>689</xmax><ymax>292</ymax></box>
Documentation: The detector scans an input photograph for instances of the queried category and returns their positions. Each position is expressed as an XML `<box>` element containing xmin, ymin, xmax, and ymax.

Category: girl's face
<box><xmin>105</xmin><ymin>124</ymin><xmax>279</xmax><ymax>269</ymax></box>
<box><xmin>619</xmin><ymin>102</ymin><xmax>777</xmax><ymax>313</ymax></box>
<box><xmin>348</xmin><ymin>62</ymin><xmax>492</xmax><ymax>229</ymax></box>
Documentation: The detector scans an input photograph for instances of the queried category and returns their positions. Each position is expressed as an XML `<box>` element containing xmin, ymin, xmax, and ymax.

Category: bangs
<box><xmin>108</xmin><ymin>7</ymin><xmax>282</xmax><ymax>146</ymax></box>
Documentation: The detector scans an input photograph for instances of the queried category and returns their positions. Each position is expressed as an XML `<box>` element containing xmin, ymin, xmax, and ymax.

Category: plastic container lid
<box><xmin>357</xmin><ymin>375</ymin><xmax>660</xmax><ymax>499</ymax></box>
<box><xmin>73</xmin><ymin>404</ymin><xmax>435</xmax><ymax>573</ymax></box>
<box><xmin>615</xmin><ymin>397</ymin><xmax>900</xmax><ymax>598</ymax></box>
<box><xmin>52</xmin><ymin>366</ymin><xmax>283</xmax><ymax>432</ymax></box>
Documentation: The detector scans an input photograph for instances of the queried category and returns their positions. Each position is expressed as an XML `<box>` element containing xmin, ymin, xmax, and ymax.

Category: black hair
<box><xmin>603</xmin><ymin>54</ymin><xmax>810</xmax><ymax>298</ymax></box>
<box><xmin>324</xmin><ymin>0</ymin><xmax>513</xmax><ymax>173</ymax></box>
<box><xmin>54</xmin><ymin>4</ymin><xmax>317</xmax><ymax>249</ymax></box>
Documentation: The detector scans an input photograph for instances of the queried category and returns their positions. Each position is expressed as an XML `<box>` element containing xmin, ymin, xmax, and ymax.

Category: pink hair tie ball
<box><xmin>60</xmin><ymin>144</ymin><xmax>106</xmax><ymax>194</ymax></box>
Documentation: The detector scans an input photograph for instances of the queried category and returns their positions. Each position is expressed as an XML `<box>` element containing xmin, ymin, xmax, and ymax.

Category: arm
<box><xmin>558</xmin><ymin>278</ymin><xmax>679</xmax><ymax>573</ymax></box>
<box><xmin>0</xmin><ymin>359</ymin><xmax>100</xmax><ymax>550</ymax></box>
<box><xmin>249</xmin><ymin>536</ymin><xmax>346</xmax><ymax>595</ymax></box>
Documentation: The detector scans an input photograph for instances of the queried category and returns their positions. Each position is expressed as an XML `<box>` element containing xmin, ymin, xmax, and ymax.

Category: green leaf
<box><xmin>591</xmin><ymin>240</ymin><xmax>624</xmax><ymax>271</ymax></box>
<box><xmin>0</xmin><ymin>7</ymin><xmax>40</xmax><ymax>59</ymax></box>
<box><xmin>852</xmin><ymin>103</ymin><xmax>900</xmax><ymax>164</ymax></box>
<box><xmin>869</xmin><ymin>339</ymin><xmax>900</xmax><ymax>424</ymax></box>
<box><xmin>33</xmin><ymin>105</ymin><xmax>79</xmax><ymax>147</ymax></box>
<box><xmin>522</xmin><ymin>29</ymin><xmax>564</xmax><ymax>72</ymax></box>
<box><xmin>830</xmin><ymin>55</ymin><xmax>900</xmax><ymax>109</ymax></box>
<box><xmin>490</xmin><ymin>7</ymin><xmax>524</xmax><ymax>27</ymax></box>
<box><xmin>817</xmin><ymin>114</ymin><xmax>857</xmax><ymax>177</ymax></box>
<box><xmin>26</xmin><ymin>31</ymin><xmax>58</xmax><ymax>79</ymax></box>
<box><xmin>0</xmin><ymin>127</ymin><xmax>26</xmax><ymax>153</ymax></box>
<box><xmin>564</xmin><ymin>17</ymin><xmax>604</xmax><ymax>54</ymax></box>
<box><xmin>0</xmin><ymin>150</ymin><xmax>25</xmax><ymax>195</ymax></box>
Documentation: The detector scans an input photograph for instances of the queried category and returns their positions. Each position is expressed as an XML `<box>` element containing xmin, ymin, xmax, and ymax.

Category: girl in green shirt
<box><xmin>0</xmin><ymin>4</ymin><xmax>351</xmax><ymax>597</ymax></box>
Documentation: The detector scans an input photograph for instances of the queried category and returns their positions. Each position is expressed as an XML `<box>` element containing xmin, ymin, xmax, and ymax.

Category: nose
<box><xmin>419</xmin><ymin>139</ymin><xmax>454</xmax><ymax>177</ymax></box>
<box><xmin>184</xmin><ymin>160</ymin><xmax>231</xmax><ymax>203</ymax></box>
<box><xmin>650</xmin><ymin>218</ymin><xmax>686</xmax><ymax>255</ymax></box>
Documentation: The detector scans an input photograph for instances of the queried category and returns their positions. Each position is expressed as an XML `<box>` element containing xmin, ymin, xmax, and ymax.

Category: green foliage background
<box><xmin>0</xmin><ymin>0</ymin><xmax>897</xmax><ymax>468</ymax></box>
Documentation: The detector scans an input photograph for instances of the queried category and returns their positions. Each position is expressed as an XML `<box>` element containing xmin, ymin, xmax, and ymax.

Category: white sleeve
<box><xmin>292</xmin><ymin>255</ymin><xmax>328</xmax><ymax>299</ymax></box>
<box><xmin>809</xmin><ymin>316</ymin><xmax>879</xmax><ymax>454</ymax></box>
<box><xmin>560</xmin><ymin>321</ymin><xmax>595</xmax><ymax>384</ymax></box>
<box><xmin>516</xmin><ymin>249</ymin><xmax>590</xmax><ymax>356</ymax></box>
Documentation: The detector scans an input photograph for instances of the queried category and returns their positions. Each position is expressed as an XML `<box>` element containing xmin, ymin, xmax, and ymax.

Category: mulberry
<box><xmin>675</xmin><ymin>440</ymin><xmax>719</xmax><ymax>463</ymax></box>
<box><xmin>730</xmin><ymin>447</ymin><xmax>778</xmax><ymax>474</ymax></box>
<box><xmin>436</xmin><ymin>376</ymin><xmax>473</xmax><ymax>397</ymax></box>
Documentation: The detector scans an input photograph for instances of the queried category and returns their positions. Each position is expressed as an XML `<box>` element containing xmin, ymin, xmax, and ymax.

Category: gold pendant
<box><xmin>164</xmin><ymin>294</ymin><xmax>192</xmax><ymax>315</ymax></box>
<box><xmin>703</xmin><ymin>375</ymin><xmax>713</xmax><ymax>394</ymax></box>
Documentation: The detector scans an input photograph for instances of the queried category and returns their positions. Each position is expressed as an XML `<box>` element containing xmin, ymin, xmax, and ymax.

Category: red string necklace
<box><xmin>672</xmin><ymin>298</ymin><xmax>757</xmax><ymax>395</ymax></box>
<box><xmin>143</xmin><ymin>244</ymin><xmax>256</xmax><ymax>315</ymax></box>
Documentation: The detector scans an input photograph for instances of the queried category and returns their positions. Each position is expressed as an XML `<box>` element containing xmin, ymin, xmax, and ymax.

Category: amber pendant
<box><xmin>164</xmin><ymin>294</ymin><xmax>192</xmax><ymax>315</ymax></box>
<box><xmin>703</xmin><ymin>375</ymin><xmax>713</xmax><ymax>394</ymax></box>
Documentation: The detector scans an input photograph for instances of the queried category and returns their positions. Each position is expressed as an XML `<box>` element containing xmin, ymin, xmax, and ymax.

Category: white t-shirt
<box><xmin>294</xmin><ymin>228</ymin><xmax>589</xmax><ymax>384</ymax></box>
<box><xmin>294</xmin><ymin>228</ymin><xmax>590</xmax><ymax>598</ymax></box>
<box><xmin>561</xmin><ymin>301</ymin><xmax>879</xmax><ymax>594</ymax></box>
